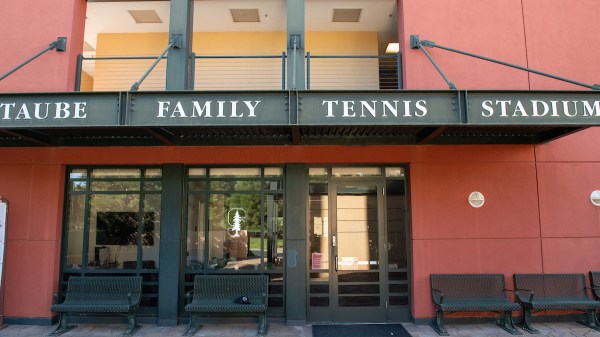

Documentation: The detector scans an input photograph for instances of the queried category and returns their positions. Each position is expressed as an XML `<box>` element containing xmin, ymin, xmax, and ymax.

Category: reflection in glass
<box><xmin>65</xmin><ymin>195</ymin><xmax>85</xmax><ymax>269</ymax></box>
<box><xmin>89</xmin><ymin>194</ymin><xmax>140</xmax><ymax>269</ymax></box>
<box><xmin>91</xmin><ymin>168</ymin><xmax>141</xmax><ymax>178</ymax></box>
<box><xmin>186</xmin><ymin>194</ymin><xmax>206</xmax><ymax>271</ymax></box>
<box><xmin>309</xmin><ymin>182</ymin><xmax>328</xmax><ymax>270</ymax></box>
<box><xmin>186</xmin><ymin>167</ymin><xmax>285</xmax><ymax>273</ymax></box>
<box><xmin>208</xmin><ymin>193</ymin><xmax>262</xmax><ymax>271</ymax></box>
<box><xmin>336</xmin><ymin>185</ymin><xmax>379</xmax><ymax>271</ymax></box>
<box><xmin>332</xmin><ymin>167</ymin><xmax>381</xmax><ymax>177</ymax></box>
<box><xmin>386</xmin><ymin>180</ymin><xmax>406</xmax><ymax>269</ymax></box>
<box><xmin>264</xmin><ymin>194</ymin><xmax>284</xmax><ymax>270</ymax></box>
<box><xmin>142</xmin><ymin>194</ymin><xmax>161</xmax><ymax>268</ymax></box>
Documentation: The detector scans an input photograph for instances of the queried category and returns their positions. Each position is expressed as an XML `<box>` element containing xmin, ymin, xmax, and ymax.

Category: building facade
<box><xmin>0</xmin><ymin>0</ymin><xmax>599</xmax><ymax>327</ymax></box>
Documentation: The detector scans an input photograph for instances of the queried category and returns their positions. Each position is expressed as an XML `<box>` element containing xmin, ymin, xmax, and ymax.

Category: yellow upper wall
<box><xmin>305</xmin><ymin>32</ymin><xmax>378</xmax><ymax>55</ymax></box>
<box><xmin>92</xmin><ymin>31</ymin><xmax>380</xmax><ymax>90</ymax></box>
<box><xmin>96</xmin><ymin>31</ymin><xmax>379</xmax><ymax>56</ymax></box>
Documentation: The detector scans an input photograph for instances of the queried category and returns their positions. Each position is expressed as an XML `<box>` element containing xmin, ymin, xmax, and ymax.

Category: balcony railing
<box><xmin>76</xmin><ymin>52</ymin><xmax>402</xmax><ymax>91</ymax></box>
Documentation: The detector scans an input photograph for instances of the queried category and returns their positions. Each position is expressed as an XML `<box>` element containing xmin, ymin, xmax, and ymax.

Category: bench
<box><xmin>513</xmin><ymin>273</ymin><xmax>600</xmax><ymax>333</ymax></box>
<box><xmin>184</xmin><ymin>274</ymin><xmax>269</xmax><ymax>336</ymax></box>
<box><xmin>50</xmin><ymin>276</ymin><xmax>143</xmax><ymax>336</ymax></box>
<box><xmin>590</xmin><ymin>271</ymin><xmax>600</xmax><ymax>301</ymax></box>
<box><xmin>430</xmin><ymin>274</ymin><xmax>522</xmax><ymax>336</ymax></box>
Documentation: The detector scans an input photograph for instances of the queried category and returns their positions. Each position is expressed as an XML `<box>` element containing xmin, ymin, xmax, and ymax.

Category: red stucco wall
<box><xmin>0</xmin><ymin>0</ymin><xmax>599</xmax><ymax>323</ymax></box>
<box><xmin>400</xmin><ymin>0</ymin><xmax>600</xmax><ymax>320</ymax></box>
<box><xmin>0</xmin><ymin>0</ymin><xmax>85</xmax><ymax>92</ymax></box>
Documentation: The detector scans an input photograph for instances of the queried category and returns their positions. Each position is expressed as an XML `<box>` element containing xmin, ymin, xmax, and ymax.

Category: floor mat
<box><xmin>312</xmin><ymin>324</ymin><xmax>411</xmax><ymax>337</ymax></box>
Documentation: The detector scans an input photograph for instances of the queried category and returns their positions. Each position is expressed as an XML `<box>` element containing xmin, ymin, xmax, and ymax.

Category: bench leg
<box><xmin>576</xmin><ymin>309</ymin><xmax>600</xmax><ymax>332</ymax></box>
<box><xmin>496</xmin><ymin>311</ymin><xmax>522</xmax><ymax>335</ymax></box>
<box><xmin>183</xmin><ymin>314</ymin><xmax>202</xmax><ymax>337</ymax></box>
<box><xmin>257</xmin><ymin>312</ymin><xmax>268</xmax><ymax>336</ymax></box>
<box><xmin>124</xmin><ymin>311</ymin><xmax>142</xmax><ymax>336</ymax></box>
<box><xmin>48</xmin><ymin>313</ymin><xmax>76</xmax><ymax>336</ymax></box>
<box><xmin>515</xmin><ymin>308</ymin><xmax>539</xmax><ymax>334</ymax></box>
<box><xmin>431</xmin><ymin>310</ymin><xmax>449</xmax><ymax>336</ymax></box>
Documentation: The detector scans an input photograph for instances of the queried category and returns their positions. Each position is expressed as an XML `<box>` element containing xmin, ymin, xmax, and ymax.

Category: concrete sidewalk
<box><xmin>0</xmin><ymin>322</ymin><xmax>599</xmax><ymax>337</ymax></box>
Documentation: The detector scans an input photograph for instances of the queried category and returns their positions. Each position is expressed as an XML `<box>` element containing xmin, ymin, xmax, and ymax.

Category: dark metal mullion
<box><xmin>202</xmin><ymin>176</ymin><xmax>210</xmax><ymax>272</ymax></box>
<box><xmin>81</xmin><ymin>168</ymin><xmax>93</xmax><ymax>275</ymax></box>
<box><xmin>260</xmin><ymin>169</ymin><xmax>266</xmax><ymax>272</ymax></box>
<box><xmin>137</xmin><ymin>174</ymin><xmax>147</xmax><ymax>272</ymax></box>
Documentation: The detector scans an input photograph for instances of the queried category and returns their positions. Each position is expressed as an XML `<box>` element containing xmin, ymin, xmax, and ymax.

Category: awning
<box><xmin>0</xmin><ymin>90</ymin><xmax>597</xmax><ymax>146</ymax></box>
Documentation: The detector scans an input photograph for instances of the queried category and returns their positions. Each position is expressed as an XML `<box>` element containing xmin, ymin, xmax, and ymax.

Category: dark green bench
<box><xmin>184</xmin><ymin>274</ymin><xmax>269</xmax><ymax>336</ymax></box>
<box><xmin>50</xmin><ymin>276</ymin><xmax>143</xmax><ymax>336</ymax></box>
<box><xmin>591</xmin><ymin>271</ymin><xmax>600</xmax><ymax>301</ymax></box>
<box><xmin>514</xmin><ymin>273</ymin><xmax>600</xmax><ymax>334</ymax></box>
<box><xmin>430</xmin><ymin>274</ymin><xmax>521</xmax><ymax>336</ymax></box>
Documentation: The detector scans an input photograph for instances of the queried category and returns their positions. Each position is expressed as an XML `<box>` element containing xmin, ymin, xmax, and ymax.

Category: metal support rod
<box><xmin>396</xmin><ymin>52</ymin><xmax>403</xmax><ymax>90</ymax></box>
<box><xmin>411</xmin><ymin>34</ymin><xmax>600</xmax><ymax>90</ymax></box>
<box><xmin>130</xmin><ymin>38</ymin><xmax>177</xmax><ymax>92</ymax></box>
<box><xmin>411</xmin><ymin>37</ymin><xmax>456</xmax><ymax>89</ymax></box>
<box><xmin>190</xmin><ymin>52</ymin><xmax>196</xmax><ymax>90</ymax></box>
<box><xmin>306</xmin><ymin>52</ymin><xmax>311</xmax><ymax>90</ymax></box>
<box><xmin>0</xmin><ymin>37</ymin><xmax>67</xmax><ymax>81</ymax></box>
<box><xmin>281</xmin><ymin>52</ymin><xmax>286</xmax><ymax>90</ymax></box>
<box><xmin>75</xmin><ymin>54</ymin><xmax>83</xmax><ymax>92</ymax></box>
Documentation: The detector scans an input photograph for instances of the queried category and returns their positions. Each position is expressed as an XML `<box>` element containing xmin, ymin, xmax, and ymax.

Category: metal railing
<box><xmin>306</xmin><ymin>53</ymin><xmax>401</xmax><ymax>90</ymax></box>
<box><xmin>76</xmin><ymin>52</ymin><xmax>402</xmax><ymax>91</ymax></box>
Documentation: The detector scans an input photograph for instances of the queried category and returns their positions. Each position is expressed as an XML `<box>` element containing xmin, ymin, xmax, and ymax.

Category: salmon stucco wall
<box><xmin>0</xmin><ymin>0</ymin><xmax>86</xmax><ymax>92</ymax></box>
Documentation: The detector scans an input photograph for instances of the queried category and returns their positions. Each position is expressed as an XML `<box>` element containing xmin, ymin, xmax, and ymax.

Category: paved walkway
<box><xmin>0</xmin><ymin>322</ymin><xmax>599</xmax><ymax>337</ymax></box>
<box><xmin>0</xmin><ymin>322</ymin><xmax>600</xmax><ymax>337</ymax></box>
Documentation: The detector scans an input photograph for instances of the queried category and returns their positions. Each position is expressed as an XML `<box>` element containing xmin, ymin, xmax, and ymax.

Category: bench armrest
<box><xmin>53</xmin><ymin>290</ymin><xmax>73</xmax><ymax>304</ymax></box>
<box><xmin>127</xmin><ymin>290</ymin><xmax>142</xmax><ymax>306</ymax></box>
<box><xmin>515</xmin><ymin>288</ymin><xmax>534</xmax><ymax>303</ymax></box>
<box><xmin>185</xmin><ymin>289</ymin><xmax>195</xmax><ymax>305</ymax></box>
<box><xmin>431</xmin><ymin>288</ymin><xmax>445</xmax><ymax>305</ymax></box>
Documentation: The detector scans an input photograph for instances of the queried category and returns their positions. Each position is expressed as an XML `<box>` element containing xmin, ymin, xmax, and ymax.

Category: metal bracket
<box><xmin>410</xmin><ymin>35</ymin><xmax>456</xmax><ymax>89</ymax></box>
<box><xmin>0</xmin><ymin>37</ymin><xmax>68</xmax><ymax>81</ymax></box>
<box><xmin>171</xmin><ymin>34</ymin><xmax>183</xmax><ymax>49</ymax></box>
<box><xmin>53</xmin><ymin>37</ymin><xmax>67</xmax><ymax>52</ymax></box>
<box><xmin>289</xmin><ymin>34</ymin><xmax>302</xmax><ymax>50</ymax></box>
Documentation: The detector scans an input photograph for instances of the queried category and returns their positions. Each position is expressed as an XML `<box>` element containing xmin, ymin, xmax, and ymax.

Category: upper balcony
<box><xmin>79</xmin><ymin>0</ymin><xmax>400</xmax><ymax>92</ymax></box>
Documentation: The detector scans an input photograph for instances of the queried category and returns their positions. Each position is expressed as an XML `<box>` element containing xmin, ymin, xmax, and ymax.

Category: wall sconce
<box><xmin>468</xmin><ymin>191</ymin><xmax>485</xmax><ymax>208</ymax></box>
<box><xmin>591</xmin><ymin>190</ymin><xmax>600</xmax><ymax>206</ymax></box>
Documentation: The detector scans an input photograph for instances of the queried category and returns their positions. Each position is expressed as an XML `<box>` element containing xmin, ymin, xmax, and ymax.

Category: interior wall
<box><xmin>91</xmin><ymin>31</ymin><xmax>379</xmax><ymax>91</ymax></box>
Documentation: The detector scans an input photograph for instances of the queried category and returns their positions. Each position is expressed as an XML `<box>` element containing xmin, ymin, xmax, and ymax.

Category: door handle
<box><xmin>335</xmin><ymin>255</ymin><xmax>338</xmax><ymax>272</ymax></box>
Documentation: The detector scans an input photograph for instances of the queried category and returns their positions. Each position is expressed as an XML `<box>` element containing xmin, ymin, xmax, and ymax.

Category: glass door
<box><xmin>330</xmin><ymin>180</ymin><xmax>386</xmax><ymax>322</ymax></box>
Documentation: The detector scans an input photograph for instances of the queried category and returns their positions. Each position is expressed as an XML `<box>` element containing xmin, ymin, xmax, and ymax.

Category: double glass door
<box><xmin>309</xmin><ymin>176</ymin><xmax>406</xmax><ymax>322</ymax></box>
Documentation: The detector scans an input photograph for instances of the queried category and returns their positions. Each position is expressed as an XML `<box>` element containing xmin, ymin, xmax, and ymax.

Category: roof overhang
<box><xmin>0</xmin><ymin>90</ymin><xmax>597</xmax><ymax>147</ymax></box>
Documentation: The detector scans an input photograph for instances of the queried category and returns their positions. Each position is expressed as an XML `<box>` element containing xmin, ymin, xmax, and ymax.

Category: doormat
<box><xmin>312</xmin><ymin>324</ymin><xmax>411</xmax><ymax>337</ymax></box>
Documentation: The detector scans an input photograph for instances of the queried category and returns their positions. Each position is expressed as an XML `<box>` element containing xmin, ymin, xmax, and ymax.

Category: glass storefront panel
<box><xmin>208</xmin><ymin>193</ymin><xmax>262</xmax><ymax>271</ymax></box>
<box><xmin>142</xmin><ymin>194</ymin><xmax>161</xmax><ymax>269</ymax></box>
<box><xmin>186</xmin><ymin>194</ymin><xmax>206</xmax><ymax>272</ymax></box>
<box><xmin>89</xmin><ymin>194</ymin><xmax>140</xmax><ymax>269</ymax></box>
<box><xmin>65</xmin><ymin>194</ymin><xmax>85</xmax><ymax>269</ymax></box>
<box><xmin>184</xmin><ymin>166</ymin><xmax>285</xmax><ymax>315</ymax></box>
<box><xmin>62</xmin><ymin>167</ymin><xmax>162</xmax><ymax>314</ymax></box>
